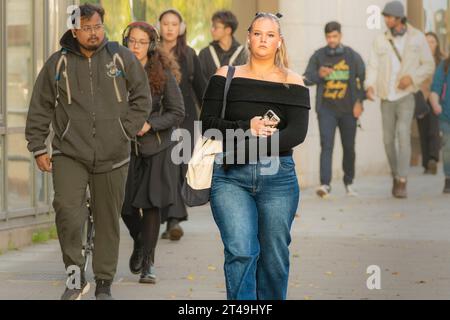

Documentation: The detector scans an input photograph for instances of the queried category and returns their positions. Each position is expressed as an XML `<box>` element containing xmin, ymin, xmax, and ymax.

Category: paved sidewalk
<box><xmin>0</xmin><ymin>167</ymin><xmax>449</xmax><ymax>300</ymax></box>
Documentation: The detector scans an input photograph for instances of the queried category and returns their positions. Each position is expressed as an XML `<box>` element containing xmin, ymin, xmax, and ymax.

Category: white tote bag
<box><xmin>182</xmin><ymin>66</ymin><xmax>236</xmax><ymax>207</ymax></box>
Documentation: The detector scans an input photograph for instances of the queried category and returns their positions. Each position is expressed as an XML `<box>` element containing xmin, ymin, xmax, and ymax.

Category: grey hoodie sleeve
<box><xmin>148</xmin><ymin>71</ymin><xmax>185</xmax><ymax>132</ymax></box>
<box><xmin>121</xmin><ymin>49</ymin><xmax>152</xmax><ymax>137</ymax></box>
<box><xmin>25</xmin><ymin>56</ymin><xmax>57</xmax><ymax>157</ymax></box>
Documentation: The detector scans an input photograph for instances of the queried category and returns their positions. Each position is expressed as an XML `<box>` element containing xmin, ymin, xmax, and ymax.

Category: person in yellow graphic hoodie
<box><xmin>304</xmin><ymin>21</ymin><xmax>366</xmax><ymax>199</ymax></box>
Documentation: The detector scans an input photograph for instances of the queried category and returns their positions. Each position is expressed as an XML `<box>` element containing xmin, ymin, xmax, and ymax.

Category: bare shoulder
<box><xmin>215</xmin><ymin>65</ymin><xmax>246</xmax><ymax>78</ymax></box>
<box><xmin>286</xmin><ymin>69</ymin><xmax>305</xmax><ymax>86</ymax></box>
<box><xmin>215</xmin><ymin>66</ymin><xmax>229</xmax><ymax>77</ymax></box>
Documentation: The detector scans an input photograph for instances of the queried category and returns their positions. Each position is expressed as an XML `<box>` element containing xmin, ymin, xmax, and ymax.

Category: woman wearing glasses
<box><xmin>200</xmin><ymin>13</ymin><xmax>310</xmax><ymax>300</ymax></box>
<box><xmin>158</xmin><ymin>9</ymin><xmax>207</xmax><ymax>241</ymax></box>
<box><xmin>121</xmin><ymin>22</ymin><xmax>185</xmax><ymax>284</ymax></box>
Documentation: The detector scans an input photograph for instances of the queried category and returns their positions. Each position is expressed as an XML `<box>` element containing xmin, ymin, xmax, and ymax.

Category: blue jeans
<box><xmin>210</xmin><ymin>156</ymin><xmax>300</xmax><ymax>300</ymax></box>
<box><xmin>441</xmin><ymin>120</ymin><xmax>450</xmax><ymax>177</ymax></box>
<box><xmin>318</xmin><ymin>107</ymin><xmax>357</xmax><ymax>186</ymax></box>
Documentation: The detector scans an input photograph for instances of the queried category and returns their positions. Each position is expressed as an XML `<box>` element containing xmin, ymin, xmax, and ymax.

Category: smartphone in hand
<box><xmin>263</xmin><ymin>110</ymin><xmax>281</xmax><ymax>128</ymax></box>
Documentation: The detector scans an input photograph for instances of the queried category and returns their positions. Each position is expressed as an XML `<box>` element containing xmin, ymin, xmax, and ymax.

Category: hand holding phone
<box><xmin>250</xmin><ymin>110</ymin><xmax>280</xmax><ymax>137</ymax></box>
<box><xmin>319</xmin><ymin>64</ymin><xmax>334</xmax><ymax>78</ymax></box>
<box><xmin>263</xmin><ymin>110</ymin><xmax>281</xmax><ymax>128</ymax></box>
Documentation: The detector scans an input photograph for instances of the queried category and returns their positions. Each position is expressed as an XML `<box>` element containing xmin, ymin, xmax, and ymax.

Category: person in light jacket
<box><xmin>366</xmin><ymin>1</ymin><xmax>434</xmax><ymax>199</ymax></box>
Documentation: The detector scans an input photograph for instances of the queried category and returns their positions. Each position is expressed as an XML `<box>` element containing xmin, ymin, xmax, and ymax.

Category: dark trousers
<box><xmin>417</xmin><ymin>111</ymin><xmax>441</xmax><ymax>168</ymax></box>
<box><xmin>52</xmin><ymin>155</ymin><xmax>128</xmax><ymax>281</ymax></box>
<box><xmin>318</xmin><ymin>106</ymin><xmax>357</xmax><ymax>186</ymax></box>
<box><xmin>122</xmin><ymin>208</ymin><xmax>160</xmax><ymax>260</ymax></box>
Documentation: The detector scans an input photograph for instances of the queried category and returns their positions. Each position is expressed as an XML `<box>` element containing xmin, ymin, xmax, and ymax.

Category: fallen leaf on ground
<box><xmin>187</xmin><ymin>274</ymin><xmax>195</xmax><ymax>281</ymax></box>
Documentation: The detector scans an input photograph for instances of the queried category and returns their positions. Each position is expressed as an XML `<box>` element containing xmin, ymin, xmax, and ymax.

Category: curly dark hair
<box><xmin>127</xmin><ymin>24</ymin><xmax>181</xmax><ymax>96</ymax></box>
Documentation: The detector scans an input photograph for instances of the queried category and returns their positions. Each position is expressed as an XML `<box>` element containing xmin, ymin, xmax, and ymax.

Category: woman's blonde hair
<box><xmin>247</xmin><ymin>12</ymin><xmax>289</xmax><ymax>70</ymax></box>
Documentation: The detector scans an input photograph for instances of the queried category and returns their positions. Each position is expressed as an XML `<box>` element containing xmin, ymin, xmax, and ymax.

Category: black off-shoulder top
<box><xmin>200</xmin><ymin>75</ymin><xmax>311</xmax><ymax>164</ymax></box>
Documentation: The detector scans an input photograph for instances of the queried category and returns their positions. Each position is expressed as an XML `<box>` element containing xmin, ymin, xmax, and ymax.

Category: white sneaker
<box><xmin>345</xmin><ymin>184</ymin><xmax>359</xmax><ymax>197</ymax></box>
<box><xmin>316</xmin><ymin>185</ymin><xmax>331</xmax><ymax>198</ymax></box>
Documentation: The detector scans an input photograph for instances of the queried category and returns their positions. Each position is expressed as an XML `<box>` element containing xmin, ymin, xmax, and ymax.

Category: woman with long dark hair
<box><xmin>121</xmin><ymin>22</ymin><xmax>185</xmax><ymax>283</ymax></box>
<box><xmin>158</xmin><ymin>9</ymin><xmax>207</xmax><ymax>241</ymax></box>
<box><xmin>417</xmin><ymin>32</ymin><xmax>445</xmax><ymax>174</ymax></box>
<box><xmin>430</xmin><ymin>37</ymin><xmax>450</xmax><ymax>194</ymax></box>
<box><xmin>201</xmin><ymin>13</ymin><xmax>310</xmax><ymax>300</ymax></box>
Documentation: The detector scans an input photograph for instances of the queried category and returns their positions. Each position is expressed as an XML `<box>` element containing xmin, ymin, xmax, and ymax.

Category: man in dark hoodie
<box><xmin>304</xmin><ymin>21</ymin><xmax>366</xmax><ymax>199</ymax></box>
<box><xmin>25</xmin><ymin>3</ymin><xmax>151</xmax><ymax>300</ymax></box>
<box><xmin>198</xmin><ymin>10</ymin><xmax>248</xmax><ymax>81</ymax></box>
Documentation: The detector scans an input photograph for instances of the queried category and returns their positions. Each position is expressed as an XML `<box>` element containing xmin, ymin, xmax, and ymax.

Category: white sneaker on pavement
<box><xmin>316</xmin><ymin>185</ymin><xmax>331</xmax><ymax>198</ymax></box>
<box><xmin>345</xmin><ymin>184</ymin><xmax>359</xmax><ymax>197</ymax></box>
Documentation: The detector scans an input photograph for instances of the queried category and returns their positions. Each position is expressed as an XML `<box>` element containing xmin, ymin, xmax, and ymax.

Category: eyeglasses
<box><xmin>79</xmin><ymin>24</ymin><xmax>104</xmax><ymax>34</ymax></box>
<box><xmin>128</xmin><ymin>39</ymin><xmax>151</xmax><ymax>48</ymax></box>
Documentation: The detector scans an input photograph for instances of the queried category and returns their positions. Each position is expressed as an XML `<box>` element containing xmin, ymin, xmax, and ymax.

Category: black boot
<box><xmin>129</xmin><ymin>235</ymin><xmax>143</xmax><ymax>275</ymax></box>
<box><xmin>139</xmin><ymin>252</ymin><xmax>156</xmax><ymax>284</ymax></box>
<box><xmin>168</xmin><ymin>219</ymin><xmax>184</xmax><ymax>241</ymax></box>
<box><xmin>161</xmin><ymin>223</ymin><xmax>170</xmax><ymax>240</ymax></box>
<box><xmin>95</xmin><ymin>279</ymin><xmax>114</xmax><ymax>300</ymax></box>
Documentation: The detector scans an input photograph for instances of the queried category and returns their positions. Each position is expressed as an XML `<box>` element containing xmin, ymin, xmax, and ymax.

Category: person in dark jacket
<box><xmin>199</xmin><ymin>10</ymin><xmax>248</xmax><ymax>81</ymax></box>
<box><xmin>158</xmin><ymin>9</ymin><xmax>207</xmax><ymax>241</ymax></box>
<box><xmin>25</xmin><ymin>4</ymin><xmax>151</xmax><ymax>300</ymax></box>
<box><xmin>121</xmin><ymin>22</ymin><xmax>185</xmax><ymax>284</ymax></box>
<box><xmin>304</xmin><ymin>21</ymin><xmax>366</xmax><ymax>199</ymax></box>
<box><xmin>417</xmin><ymin>32</ymin><xmax>444</xmax><ymax>175</ymax></box>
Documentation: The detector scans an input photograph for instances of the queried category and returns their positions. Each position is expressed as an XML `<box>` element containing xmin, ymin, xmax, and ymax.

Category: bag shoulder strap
<box><xmin>107</xmin><ymin>41</ymin><xmax>126</xmax><ymax>75</ymax></box>
<box><xmin>55</xmin><ymin>48</ymin><xmax>68</xmax><ymax>81</ymax></box>
<box><xmin>55</xmin><ymin>49</ymin><xmax>71</xmax><ymax>105</ymax></box>
<box><xmin>387</xmin><ymin>34</ymin><xmax>403</xmax><ymax>63</ymax></box>
<box><xmin>106</xmin><ymin>41</ymin><xmax>120</xmax><ymax>57</ymax></box>
<box><xmin>221</xmin><ymin>66</ymin><xmax>236</xmax><ymax>119</ymax></box>
<box><xmin>229</xmin><ymin>45</ymin><xmax>244</xmax><ymax>66</ymax></box>
<box><xmin>209</xmin><ymin>45</ymin><xmax>221</xmax><ymax>69</ymax></box>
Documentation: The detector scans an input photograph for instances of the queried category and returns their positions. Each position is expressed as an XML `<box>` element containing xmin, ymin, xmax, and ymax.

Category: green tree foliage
<box><xmin>83</xmin><ymin>0</ymin><xmax>232</xmax><ymax>51</ymax></box>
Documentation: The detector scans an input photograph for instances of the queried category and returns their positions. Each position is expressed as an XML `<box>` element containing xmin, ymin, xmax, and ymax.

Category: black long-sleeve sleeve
<box><xmin>200</xmin><ymin>97</ymin><xmax>251</xmax><ymax>136</ymax></box>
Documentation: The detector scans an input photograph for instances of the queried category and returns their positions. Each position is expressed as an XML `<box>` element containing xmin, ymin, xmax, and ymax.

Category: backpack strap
<box><xmin>221</xmin><ymin>66</ymin><xmax>236</xmax><ymax>119</ymax></box>
<box><xmin>107</xmin><ymin>41</ymin><xmax>126</xmax><ymax>76</ymax></box>
<box><xmin>208</xmin><ymin>45</ymin><xmax>221</xmax><ymax>69</ymax></box>
<box><xmin>229</xmin><ymin>45</ymin><xmax>244</xmax><ymax>67</ymax></box>
<box><xmin>55</xmin><ymin>48</ymin><xmax>72</xmax><ymax>106</ymax></box>
<box><xmin>107</xmin><ymin>41</ymin><xmax>126</xmax><ymax>103</ymax></box>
